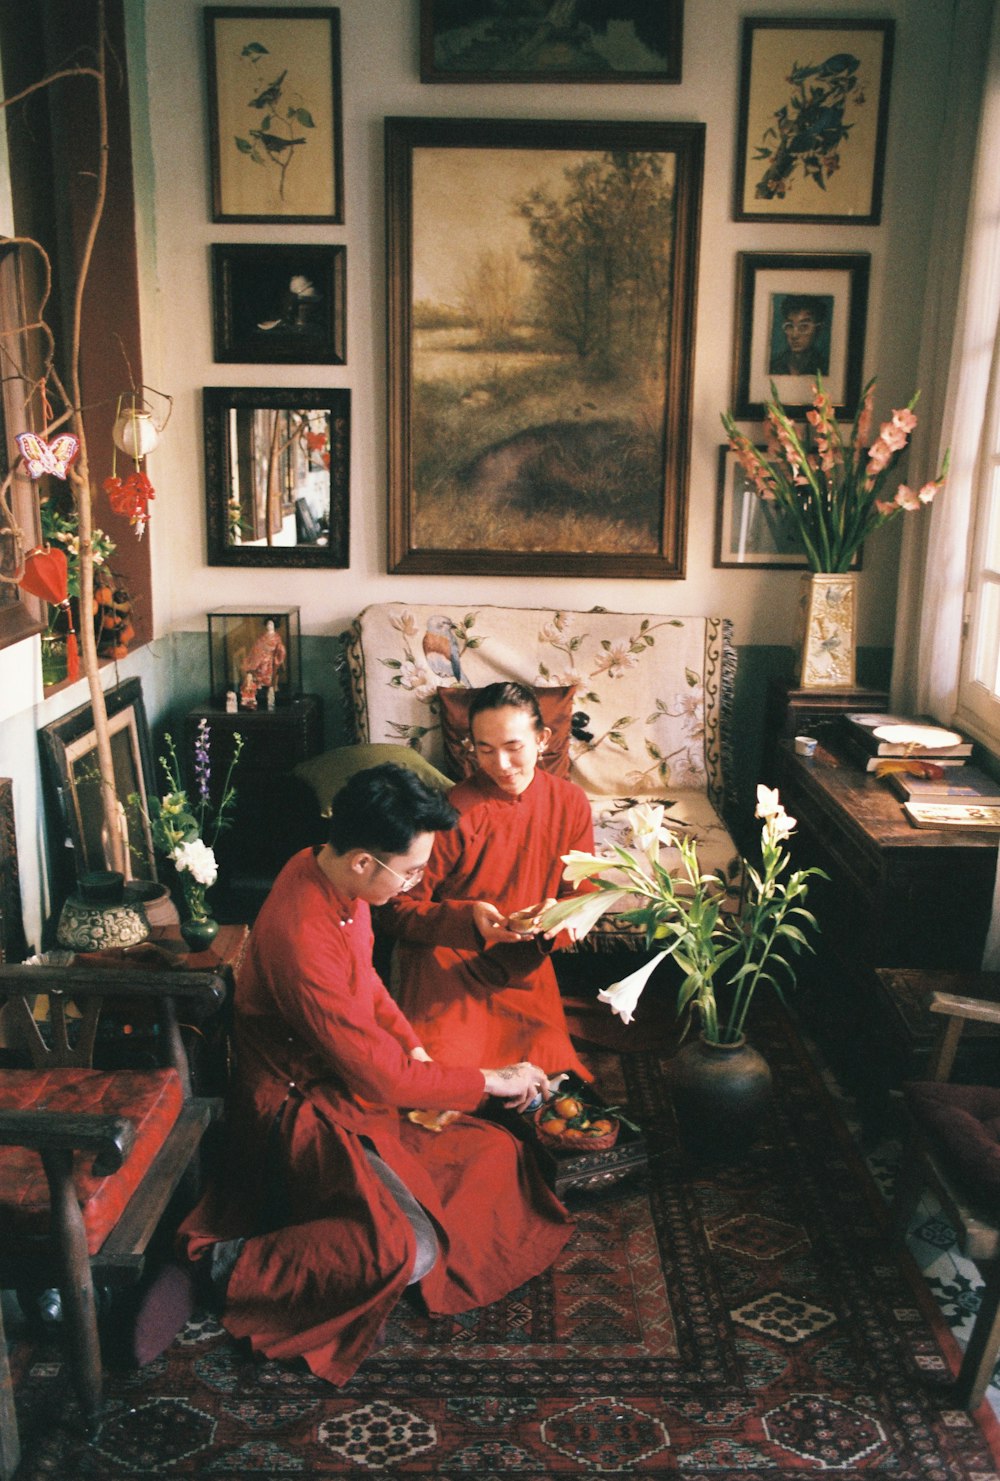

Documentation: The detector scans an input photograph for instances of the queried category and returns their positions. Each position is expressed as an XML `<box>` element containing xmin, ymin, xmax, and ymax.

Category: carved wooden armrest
<box><xmin>927</xmin><ymin>991</ymin><xmax>1000</xmax><ymax>1081</ymax></box>
<box><xmin>0</xmin><ymin>1109</ymin><xmax>136</xmax><ymax>1176</ymax></box>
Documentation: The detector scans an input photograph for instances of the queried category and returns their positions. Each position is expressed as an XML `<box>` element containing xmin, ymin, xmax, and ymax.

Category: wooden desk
<box><xmin>773</xmin><ymin>740</ymin><xmax>998</xmax><ymax>974</ymax></box>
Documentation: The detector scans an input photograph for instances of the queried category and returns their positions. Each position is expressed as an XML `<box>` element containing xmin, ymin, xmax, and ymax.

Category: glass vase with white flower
<box><xmin>537</xmin><ymin>788</ymin><xmax>827</xmax><ymax>1046</ymax></box>
<box><xmin>131</xmin><ymin>720</ymin><xmax>243</xmax><ymax>946</ymax></box>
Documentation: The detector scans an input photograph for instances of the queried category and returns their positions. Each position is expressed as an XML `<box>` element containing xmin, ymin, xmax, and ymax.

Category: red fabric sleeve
<box><xmin>265</xmin><ymin>906</ymin><xmax>485</xmax><ymax>1111</ymax></box>
<box><xmin>377</xmin><ymin>819</ymin><xmax>483</xmax><ymax>949</ymax></box>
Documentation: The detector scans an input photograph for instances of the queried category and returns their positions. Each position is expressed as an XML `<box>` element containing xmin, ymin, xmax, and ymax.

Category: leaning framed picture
<box><xmin>419</xmin><ymin>1</ymin><xmax>683</xmax><ymax>84</ymax></box>
<box><xmin>734</xmin><ymin>18</ymin><xmax>894</xmax><ymax>224</ymax></box>
<box><xmin>732</xmin><ymin>252</ymin><xmax>869</xmax><ymax>421</ymax></box>
<box><xmin>385</xmin><ymin>116</ymin><xmax>704</xmax><ymax>578</ymax></box>
<box><xmin>714</xmin><ymin>444</ymin><xmax>861</xmax><ymax>570</ymax></box>
<box><xmin>204</xmin><ymin>6</ymin><xmax>344</xmax><ymax>224</ymax></box>
<box><xmin>211</xmin><ymin>244</ymin><xmax>346</xmax><ymax>364</ymax></box>
<box><xmin>38</xmin><ymin>677</ymin><xmax>159</xmax><ymax>896</ymax></box>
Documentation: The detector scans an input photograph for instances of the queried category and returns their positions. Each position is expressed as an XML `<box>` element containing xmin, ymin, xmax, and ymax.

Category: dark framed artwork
<box><xmin>38</xmin><ymin>677</ymin><xmax>159</xmax><ymax>896</ymax></box>
<box><xmin>211</xmin><ymin>244</ymin><xmax>346</xmax><ymax>364</ymax></box>
<box><xmin>204</xmin><ymin>6</ymin><xmax>344</xmax><ymax>224</ymax></box>
<box><xmin>734</xmin><ymin>18</ymin><xmax>894</xmax><ymax>224</ymax></box>
<box><xmin>0</xmin><ymin>777</ymin><xmax>30</xmax><ymax>962</ymax></box>
<box><xmin>204</xmin><ymin>386</ymin><xmax>350</xmax><ymax>568</ymax></box>
<box><xmin>0</xmin><ymin>244</ymin><xmax>45</xmax><ymax>652</ymax></box>
<box><xmin>385</xmin><ymin>116</ymin><xmax>704</xmax><ymax>578</ymax></box>
<box><xmin>420</xmin><ymin>1</ymin><xmax>683</xmax><ymax>84</ymax></box>
<box><xmin>714</xmin><ymin>444</ymin><xmax>860</xmax><ymax>570</ymax></box>
<box><xmin>732</xmin><ymin>252</ymin><xmax>869</xmax><ymax>421</ymax></box>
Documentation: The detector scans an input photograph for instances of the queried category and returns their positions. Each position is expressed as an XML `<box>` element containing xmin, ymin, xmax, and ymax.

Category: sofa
<box><xmin>338</xmin><ymin>601</ymin><xmax>741</xmax><ymax>946</ymax></box>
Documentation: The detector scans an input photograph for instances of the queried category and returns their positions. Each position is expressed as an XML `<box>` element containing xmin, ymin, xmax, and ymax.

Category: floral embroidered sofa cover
<box><xmin>343</xmin><ymin>602</ymin><xmax>740</xmax><ymax>946</ymax></box>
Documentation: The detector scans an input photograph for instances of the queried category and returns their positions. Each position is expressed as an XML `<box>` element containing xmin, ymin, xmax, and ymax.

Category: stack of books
<box><xmin>840</xmin><ymin>712</ymin><xmax>1000</xmax><ymax>831</ymax></box>
<box><xmin>841</xmin><ymin>712</ymin><xmax>973</xmax><ymax>773</ymax></box>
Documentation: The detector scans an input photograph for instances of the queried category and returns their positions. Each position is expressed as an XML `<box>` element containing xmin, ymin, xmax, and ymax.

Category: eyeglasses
<box><xmin>371</xmin><ymin>856</ymin><xmax>426</xmax><ymax>892</ymax></box>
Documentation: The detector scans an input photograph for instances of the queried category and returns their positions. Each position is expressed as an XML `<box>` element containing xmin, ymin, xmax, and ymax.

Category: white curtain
<box><xmin>889</xmin><ymin>0</ymin><xmax>1000</xmax><ymax>970</ymax></box>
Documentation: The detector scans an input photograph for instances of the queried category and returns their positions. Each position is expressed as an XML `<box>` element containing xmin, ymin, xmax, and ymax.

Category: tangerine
<box><xmin>553</xmin><ymin>1095</ymin><xmax>583</xmax><ymax>1120</ymax></box>
<box><xmin>590</xmin><ymin>1118</ymin><xmax>613</xmax><ymax>1135</ymax></box>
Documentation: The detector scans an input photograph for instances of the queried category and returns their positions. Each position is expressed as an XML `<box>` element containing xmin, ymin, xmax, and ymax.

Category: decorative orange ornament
<box><xmin>18</xmin><ymin>546</ymin><xmax>79</xmax><ymax>680</ymax></box>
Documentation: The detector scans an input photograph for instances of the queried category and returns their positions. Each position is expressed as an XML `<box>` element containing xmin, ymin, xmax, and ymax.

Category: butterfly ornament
<box><xmin>15</xmin><ymin>431</ymin><xmax>80</xmax><ymax>480</ymax></box>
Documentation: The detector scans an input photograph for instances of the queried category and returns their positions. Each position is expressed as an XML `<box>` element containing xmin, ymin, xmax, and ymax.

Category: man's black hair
<box><xmin>780</xmin><ymin>294</ymin><xmax>827</xmax><ymax>325</ymax></box>
<box><xmin>327</xmin><ymin>762</ymin><xmax>457</xmax><ymax>855</ymax></box>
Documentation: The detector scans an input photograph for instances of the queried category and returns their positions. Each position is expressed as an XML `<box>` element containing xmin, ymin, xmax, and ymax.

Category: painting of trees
<box><xmin>387</xmin><ymin>119</ymin><xmax>704</xmax><ymax>578</ymax></box>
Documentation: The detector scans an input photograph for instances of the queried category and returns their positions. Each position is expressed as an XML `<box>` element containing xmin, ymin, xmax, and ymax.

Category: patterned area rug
<box><xmin>9</xmin><ymin>1014</ymin><xmax>1000</xmax><ymax>1478</ymax></box>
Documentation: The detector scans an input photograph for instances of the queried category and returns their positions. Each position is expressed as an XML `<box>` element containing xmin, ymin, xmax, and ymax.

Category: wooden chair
<box><xmin>0</xmin><ymin>959</ymin><xmax>226</xmax><ymax>1438</ymax></box>
<box><xmin>892</xmin><ymin>989</ymin><xmax>1000</xmax><ymax>1410</ymax></box>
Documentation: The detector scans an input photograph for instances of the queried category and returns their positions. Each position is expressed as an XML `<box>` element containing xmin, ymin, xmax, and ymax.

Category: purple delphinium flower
<box><xmin>194</xmin><ymin>718</ymin><xmax>211</xmax><ymax>805</ymax></box>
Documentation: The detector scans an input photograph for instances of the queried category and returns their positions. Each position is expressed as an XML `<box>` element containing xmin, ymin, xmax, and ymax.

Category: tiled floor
<box><xmin>807</xmin><ymin>1030</ymin><xmax>1000</xmax><ymax>1418</ymax></box>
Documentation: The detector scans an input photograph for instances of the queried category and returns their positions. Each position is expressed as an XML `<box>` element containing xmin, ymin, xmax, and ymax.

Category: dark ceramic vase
<box><xmin>667</xmin><ymin>1032</ymin><xmax>773</xmax><ymax>1159</ymax></box>
<box><xmin>179</xmin><ymin>917</ymin><xmax>220</xmax><ymax>954</ymax></box>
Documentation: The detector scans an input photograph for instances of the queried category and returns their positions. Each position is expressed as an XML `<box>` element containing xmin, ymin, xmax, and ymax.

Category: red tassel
<box><xmin>63</xmin><ymin>604</ymin><xmax>80</xmax><ymax>682</ymax></box>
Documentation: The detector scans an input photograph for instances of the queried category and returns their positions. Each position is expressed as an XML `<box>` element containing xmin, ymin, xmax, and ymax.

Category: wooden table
<box><xmin>773</xmin><ymin>738</ymin><xmax>998</xmax><ymax>975</ymax></box>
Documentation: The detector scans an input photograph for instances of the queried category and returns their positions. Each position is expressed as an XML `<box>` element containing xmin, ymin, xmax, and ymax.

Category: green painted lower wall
<box><xmin>0</xmin><ymin>634</ymin><xmax>894</xmax><ymax>946</ymax></box>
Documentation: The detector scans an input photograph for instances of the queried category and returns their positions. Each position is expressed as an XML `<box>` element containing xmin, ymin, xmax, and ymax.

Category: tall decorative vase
<box><xmin>794</xmin><ymin>572</ymin><xmax>858</xmax><ymax>690</ymax></box>
<box><xmin>666</xmin><ymin>1032</ymin><xmax>773</xmax><ymax>1159</ymax></box>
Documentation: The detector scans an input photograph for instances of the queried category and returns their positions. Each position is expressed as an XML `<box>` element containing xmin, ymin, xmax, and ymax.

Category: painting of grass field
<box><xmin>404</xmin><ymin>139</ymin><xmax>682</xmax><ymax>561</ymax></box>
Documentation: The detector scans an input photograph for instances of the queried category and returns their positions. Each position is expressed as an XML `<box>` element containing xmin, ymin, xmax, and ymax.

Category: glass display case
<box><xmin>207</xmin><ymin>605</ymin><xmax>301</xmax><ymax>709</ymax></box>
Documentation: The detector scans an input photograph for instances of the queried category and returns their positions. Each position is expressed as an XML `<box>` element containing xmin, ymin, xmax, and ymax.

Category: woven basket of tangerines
<box><xmin>534</xmin><ymin>1091</ymin><xmax>620</xmax><ymax>1152</ymax></box>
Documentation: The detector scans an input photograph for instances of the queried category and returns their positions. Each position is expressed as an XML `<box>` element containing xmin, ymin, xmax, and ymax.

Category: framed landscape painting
<box><xmin>734</xmin><ymin>18</ymin><xmax>894</xmax><ymax>224</ymax></box>
<box><xmin>385</xmin><ymin>117</ymin><xmax>704</xmax><ymax>578</ymax></box>
<box><xmin>204</xmin><ymin>6</ymin><xmax>344</xmax><ymax>224</ymax></box>
<box><xmin>420</xmin><ymin>1</ymin><xmax>683</xmax><ymax>83</ymax></box>
<box><xmin>732</xmin><ymin>252</ymin><xmax>869</xmax><ymax>420</ymax></box>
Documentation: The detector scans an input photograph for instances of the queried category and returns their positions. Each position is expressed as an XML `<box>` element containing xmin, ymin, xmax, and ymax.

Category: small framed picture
<box><xmin>211</xmin><ymin>244</ymin><xmax>346</xmax><ymax>364</ymax></box>
<box><xmin>734</xmin><ymin>18</ymin><xmax>894</xmax><ymax>224</ymax></box>
<box><xmin>38</xmin><ymin>677</ymin><xmax>159</xmax><ymax>896</ymax></box>
<box><xmin>714</xmin><ymin>444</ymin><xmax>862</xmax><ymax>570</ymax></box>
<box><xmin>204</xmin><ymin>6</ymin><xmax>344</xmax><ymax>224</ymax></box>
<box><xmin>732</xmin><ymin>252</ymin><xmax>869</xmax><ymax>420</ymax></box>
<box><xmin>419</xmin><ymin>0</ymin><xmax>683</xmax><ymax>84</ymax></box>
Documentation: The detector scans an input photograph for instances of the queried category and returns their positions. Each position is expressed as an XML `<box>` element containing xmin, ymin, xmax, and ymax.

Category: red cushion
<box><xmin>0</xmin><ymin>1068</ymin><xmax>184</xmax><ymax>1255</ymax></box>
<box><xmin>904</xmin><ymin>1081</ymin><xmax>1000</xmax><ymax>1202</ymax></box>
<box><xmin>438</xmin><ymin>685</ymin><xmax>577</xmax><ymax>781</ymax></box>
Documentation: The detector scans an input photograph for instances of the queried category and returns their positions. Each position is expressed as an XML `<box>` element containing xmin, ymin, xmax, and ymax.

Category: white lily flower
<box><xmin>536</xmin><ymin>887</ymin><xmax>629</xmax><ymax>940</ymax></box>
<box><xmin>561</xmin><ymin>849</ymin><xmax>620</xmax><ymax>883</ymax></box>
<box><xmin>597</xmin><ymin>953</ymin><xmax>665</xmax><ymax>1025</ymax></box>
<box><xmin>755</xmin><ymin>784</ymin><xmax>781</xmax><ymax>820</ymax></box>
<box><xmin>627</xmin><ymin>802</ymin><xmax>666</xmax><ymax>864</ymax></box>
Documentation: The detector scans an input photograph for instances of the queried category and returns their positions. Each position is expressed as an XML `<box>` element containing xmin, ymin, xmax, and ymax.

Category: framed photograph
<box><xmin>732</xmin><ymin>252</ymin><xmax>869</xmax><ymax>421</ymax></box>
<box><xmin>38</xmin><ymin>677</ymin><xmax>159</xmax><ymax>896</ymax></box>
<box><xmin>0</xmin><ymin>244</ymin><xmax>45</xmax><ymax>653</ymax></box>
<box><xmin>211</xmin><ymin>244</ymin><xmax>346</xmax><ymax>364</ymax></box>
<box><xmin>0</xmin><ymin>777</ymin><xmax>29</xmax><ymax>962</ymax></box>
<box><xmin>204</xmin><ymin>6</ymin><xmax>344</xmax><ymax>224</ymax></box>
<box><xmin>734</xmin><ymin>19</ymin><xmax>894</xmax><ymax>224</ymax></box>
<box><xmin>203</xmin><ymin>386</ymin><xmax>350</xmax><ymax>568</ymax></box>
<box><xmin>420</xmin><ymin>1</ymin><xmax>683</xmax><ymax>84</ymax></box>
<box><xmin>385</xmin><ymin>116</ymin><xmax>704</xmax><ymax>578</ymax></box>
<box><xmin>714</xmin><ymin>445</ymin><xmax>860</xmax><ymax>570</ymax></box>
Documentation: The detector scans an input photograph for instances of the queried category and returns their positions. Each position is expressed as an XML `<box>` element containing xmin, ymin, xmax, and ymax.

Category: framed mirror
<box><xmin>204</xmin><ymin>386</ymin><xmax>350</xmax><ymax>567</ymax></box>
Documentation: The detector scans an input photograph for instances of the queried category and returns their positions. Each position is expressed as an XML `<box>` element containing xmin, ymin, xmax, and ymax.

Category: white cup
<box><xmin>794</xmin><ymin>735</ymin><xmax>818</xmax><ymax>757</ymax></box>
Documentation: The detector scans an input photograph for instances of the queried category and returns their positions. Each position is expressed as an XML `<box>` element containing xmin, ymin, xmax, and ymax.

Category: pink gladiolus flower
<box><xmin>918</xmin><ymin>482</ymin><xmax>939</xmax><ymax>504</ymax></box>
<box><xmin>891</xmin><ymin>407</ymin><xmax>918</xmax><ymax>434</ymax></box>
<box><xmin>874</xmin><ymin>500</ymin><xmax>896</xmax><ymax>516</ymax></box>
<box><xmin>880</xmin><ymin>423</ymin><xmax>908</xmax><ymax>453</ymax></box>
<box><xmin>895</xmin><ymin>485</ymin><xmax>921</xmax><ymax>511</ymax></box>
<box><xmin>855</xmin><ymin>388</ymin><xmax>873</xmax><ymax>451</ymax></box>
<box><xmin>866</xmin><ymin>443</ymin><xmax>893</xmax><ymax>476</ymax></box>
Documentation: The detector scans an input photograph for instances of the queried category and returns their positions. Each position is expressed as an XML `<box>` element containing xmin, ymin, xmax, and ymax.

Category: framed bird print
<box><xmin>211</xmin><ymin>244</ymin><xmax>346</xmax><ymax>364</ymax></box>
<box><xmin>385</xmin><ymin>116</ymin><xmax>704</xmax><ymax>578</ymax></box>
<box><xmin>204</xmin><ymin>7</ymin><xmax>344</xmax><ymax>224</ymax></box>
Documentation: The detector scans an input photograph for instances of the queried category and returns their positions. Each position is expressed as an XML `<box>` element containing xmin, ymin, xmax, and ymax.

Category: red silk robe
<box><xmin>177</xmin><ymin>848</ymin><xmax>572</xmax><ymax>1385</ymax></box>
<box><xmin>380</xmin><ymin>768</ymin><xmax>594</xmax><ymax>1080</ymax></box>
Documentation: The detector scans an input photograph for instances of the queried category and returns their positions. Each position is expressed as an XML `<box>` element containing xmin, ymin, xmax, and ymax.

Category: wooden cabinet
<box><xmin>774</xmin><ymin>738</ymin><xmax>998</xmax><ymax>975</ymax></box>
<box><xmin>183</xmin><ymin>696</ymin><xmax>323</xmax><ymax>919</ymax></box>
<box><xmin>761</xmin><ymin>678</ymin><xmax>889</xmax><ymax>785</ymax></box>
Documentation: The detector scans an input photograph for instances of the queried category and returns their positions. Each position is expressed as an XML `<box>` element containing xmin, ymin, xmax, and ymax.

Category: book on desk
<box><xmin>885</xmin><ymin>765</ymin><xmax>1000</xmax><ymax>805</ymax></box>
<box><xmin>903</xmin><ymin>801</ymin><xmax>1000</xmax><ymax>832</ymax></box>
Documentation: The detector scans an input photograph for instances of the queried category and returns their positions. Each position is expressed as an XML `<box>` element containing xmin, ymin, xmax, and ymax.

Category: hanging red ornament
<box><xmin>104</xmin><ymin>469</ymin><xmax>155</xmax><ymax>538</ymax></box>
<box><xmin>18</xmin><ymin>545</ymin><xmax>79</xmax><ymax>680</ymax></box>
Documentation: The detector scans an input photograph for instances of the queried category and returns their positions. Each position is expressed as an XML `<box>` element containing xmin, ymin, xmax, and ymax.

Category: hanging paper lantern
<box><xmin>15</xmin><ymin>432</ymin><xmax>80</xmax><ymax>480</ymax></box>
<box><xmin>18</xmin><ymin>546</ymin><xmax>79</xmax><ymax>680</ymax></box>
<box><xmin>112</xmin><ymin>405</ymin><xmax>161</xmax><ymax>459</ymax></box>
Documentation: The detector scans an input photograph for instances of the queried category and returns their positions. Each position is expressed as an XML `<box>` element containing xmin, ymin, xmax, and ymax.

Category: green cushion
<box><xmin>291</xmin><ymin>743</ymin><xmax>454</xmax><ymax>817</ymax></box>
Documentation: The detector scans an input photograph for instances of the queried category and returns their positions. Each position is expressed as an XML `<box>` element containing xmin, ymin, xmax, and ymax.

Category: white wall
<box><xmin>136</xmin><ymin>0</ymin><xmax>954</xmax><ymax>653</ymax></box>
